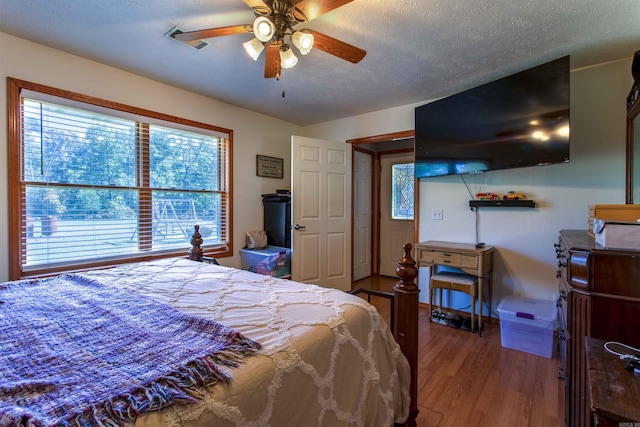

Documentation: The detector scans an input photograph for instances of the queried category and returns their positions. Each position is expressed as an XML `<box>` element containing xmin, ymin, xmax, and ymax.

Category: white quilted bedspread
<box><xmin>83</xmin><ymin>258</ymin><xmax>410</xmax><ymax>427</ymax></box>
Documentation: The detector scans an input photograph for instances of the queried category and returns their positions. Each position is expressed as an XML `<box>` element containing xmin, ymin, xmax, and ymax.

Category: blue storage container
<box><xmin>239</xmin><ymin>246</ymin><xmax>291</xmax><ymax>278</ymax></box>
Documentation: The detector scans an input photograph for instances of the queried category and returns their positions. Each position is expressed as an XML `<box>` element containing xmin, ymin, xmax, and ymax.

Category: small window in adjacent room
<box><xmin>391</xmin><ymin>163</ymin><xmax>415</xmax><ymax>220</ymax></box>
<box><xmin>8</xmin><ymin>78</ymin><xmax>233</xmax><ymax>279</ymax></box>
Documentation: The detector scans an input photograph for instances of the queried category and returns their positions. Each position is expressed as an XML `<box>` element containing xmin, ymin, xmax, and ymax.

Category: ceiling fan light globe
<box><xmin>280</xmin><ymin>47</ymin><xmax>298</xmax><ymax>69</ymax></box>
<box><xmin>253</xmin><ymin>16</ymin><xmax>275</xmax><ymax>42</ymax></box>
<box><xmin>292</xmin><ymin>31</ymin><xmax>314</xmax><ymax>55</ymax></box>
<box><xmin>243</xmin><ymin>38</ymin><xmax>264</xmax><ymax>61</ymax></box>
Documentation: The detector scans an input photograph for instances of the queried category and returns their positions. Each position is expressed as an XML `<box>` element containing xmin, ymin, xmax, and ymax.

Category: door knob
<box><xmin>294</xmin><ymin>224</ymin><xmax>306</xmax><ymax>231</ymax></box>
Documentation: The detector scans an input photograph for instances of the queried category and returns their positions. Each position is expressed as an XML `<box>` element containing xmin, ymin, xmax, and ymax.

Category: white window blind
<box><xmin>14</xmin><ymin>86</ymin><xmax>231</xmax><ymax>277</ymax></box>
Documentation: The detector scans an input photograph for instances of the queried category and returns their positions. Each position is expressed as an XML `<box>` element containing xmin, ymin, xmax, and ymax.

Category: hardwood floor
<box><xmin>353</xmin><ymin>275</ymin><xmax>564</xmax><ymax>427</ymax></box>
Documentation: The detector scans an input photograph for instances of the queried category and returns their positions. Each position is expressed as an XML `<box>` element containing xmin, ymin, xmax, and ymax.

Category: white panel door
<box><xmin>291</xmin><ymin>136</ymin><xmax>352</xmax><ymax>291</ymax></box>
<box><xmin>353</xmin><ymin>151</ymin><xmax>372</xmax><ymax>281</ymax></box>
<box><xmin>379</xmin><ymin>153</ymin><xmax>414</xmax><ymax>277</ymax></box>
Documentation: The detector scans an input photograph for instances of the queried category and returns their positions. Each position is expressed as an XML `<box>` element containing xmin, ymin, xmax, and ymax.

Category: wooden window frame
<box><xmin>7</xmin><ymin>77</ymin><xmax>234</xmax><ymax>280</ymax></box>
<box><xmin>391</xmin><ymin>162</ymin><xmax>415</xmax><ymax>221</ymax></box>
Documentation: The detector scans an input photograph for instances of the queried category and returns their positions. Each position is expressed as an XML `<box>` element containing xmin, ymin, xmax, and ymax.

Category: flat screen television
<box><xmin>414</xmin><ymin>56</ymin><xmax>570</xmax><ymax>178</ymax></box>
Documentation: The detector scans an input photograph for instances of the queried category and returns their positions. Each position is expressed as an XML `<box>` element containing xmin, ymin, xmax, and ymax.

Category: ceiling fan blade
<box><xmin>294</xmin><ymin>0</ymin><xmax>354</xmax><ymax>22</ymax></box>
<box><xmin>264</xmin><ymin>42</ymin><xmax>282</xmax><ymax>79</ymax></box>
<box><xmin>243</xmin><ymin>0</ymin><xmax>269</xmax><ymax>11</ymax></box>
<box><xmin>308</xmin><ymin>30</ymin><xmax>366</xmax><ymax>63</ymax></box>
<box><xmin>174</xmin><ymin>25</ymin><xmax>252</xmax><ymax>42</ymax></box>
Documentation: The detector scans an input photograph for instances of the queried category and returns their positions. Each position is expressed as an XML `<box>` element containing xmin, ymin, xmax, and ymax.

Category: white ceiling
<box><xmin>1</xmin><ymin>0</ymin><xmax>638</xmax><ymax>127</ymax></box>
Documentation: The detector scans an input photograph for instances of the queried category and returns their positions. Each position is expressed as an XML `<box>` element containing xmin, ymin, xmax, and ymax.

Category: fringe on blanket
<box><xmin>2</xmin><ymin>340</ymin><xmax>261</xmax><ymax>427</ymax></box>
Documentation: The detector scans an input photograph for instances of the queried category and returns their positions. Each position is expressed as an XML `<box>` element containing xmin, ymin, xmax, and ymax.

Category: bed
<box><xmin>0</xmin><ymin>227</ymin><xmax>419</xmax><ymax>427</ymax></box>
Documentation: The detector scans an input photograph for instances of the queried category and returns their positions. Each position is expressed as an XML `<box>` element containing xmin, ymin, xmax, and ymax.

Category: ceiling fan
<box><xmin>171</xmin><ymin>0</ymin><xmax>366</xmax><ymax>79</ymax></box>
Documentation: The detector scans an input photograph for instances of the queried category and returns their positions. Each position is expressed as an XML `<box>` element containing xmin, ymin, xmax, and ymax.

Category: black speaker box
<box><xmin>632</xmin><ymin>50</ymin><xmax>640</xmax><ymax>82</ymax></box>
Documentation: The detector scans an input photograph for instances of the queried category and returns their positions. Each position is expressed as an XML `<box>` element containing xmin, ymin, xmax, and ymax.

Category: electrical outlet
<box><xmin>431</xmin><ymin>209</ymin><xmax>443</xmax><ymax>220</ymax></box>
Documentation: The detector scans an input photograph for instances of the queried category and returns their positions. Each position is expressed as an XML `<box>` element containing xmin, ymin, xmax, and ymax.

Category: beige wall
<box><xmin>304</xmin><ymin>59</ymin><xmax>633</xmax><ymax>312</ymax></box>
<box><xmin>0</xmin><ymin>32</ymin><xmax>302</xmax><ymax>281</ymax></box>
<box><xmin>1</xmin><ymin>31</ymin><xmax>634</xmax><ymax>310</ymax></box>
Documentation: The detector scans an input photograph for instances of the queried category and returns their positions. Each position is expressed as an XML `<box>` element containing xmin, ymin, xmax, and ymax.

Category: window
<box><xmin>8</xmin><ymin>78</ymin><xmax>233</xmax><ymax>279</ymax></box>
<box><xmin>391</xmin><ymin>163</ymin><xmax>415</xmax><ymax>220</ymax></box>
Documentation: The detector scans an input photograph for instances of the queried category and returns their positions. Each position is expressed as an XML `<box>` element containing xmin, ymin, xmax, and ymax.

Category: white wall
<box><xmin>305</xmin><ymin>59</ymin><xmax>633</xmax><ymax>316</ymax></box>
<box><xmin>0</xmin><ymin>32</ymin><xmax>302</xmax><ymax>282</ymax></box>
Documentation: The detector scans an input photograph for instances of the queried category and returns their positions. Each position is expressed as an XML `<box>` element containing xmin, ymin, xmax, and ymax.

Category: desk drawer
<box><xmin>460</xmin><ymin>255</ymin><xmax>478</xmax><ymax>269</ymax></box>
<box><xmin>433</xmin><ymin>252</ymin><xmax>461</xmax><ymax>266</ymax></box>
<box><xmin>419</xmin><ymin>251</ymin><xmax>434</xmax><ymax>263</ymax></box>
<box><xmin>419</xmin><ymin>249</ymin><xmax>480</xmax><ymax>269</ymax></box>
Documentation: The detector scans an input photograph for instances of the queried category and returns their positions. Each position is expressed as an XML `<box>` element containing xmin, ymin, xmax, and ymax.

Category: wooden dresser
<box><xmin>585</xmin><ymin>337</ymin><xmax>640</xmax><ymax>426</ymax></box>
<box><xmin>555</xmin><ymin>230</ymin><xmax>640</xmax><ymax>427</ymax></box>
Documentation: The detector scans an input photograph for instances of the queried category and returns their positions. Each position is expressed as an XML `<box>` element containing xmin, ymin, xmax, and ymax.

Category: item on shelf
<box><xmin>475</xmin><ymin>192</ymin><xmax>500</xmax><ymax>200</ymax></box>
<box><xmin>503</xmin><ymin>191</ymin><xmax>526</xmax><ymax>200</ymax></box>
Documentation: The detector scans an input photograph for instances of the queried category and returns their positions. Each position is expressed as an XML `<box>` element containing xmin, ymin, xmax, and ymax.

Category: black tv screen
<box><xmin>414</xmin><ymin>56</ymin><xmax>570</xmax><ymax>178</ymax></box>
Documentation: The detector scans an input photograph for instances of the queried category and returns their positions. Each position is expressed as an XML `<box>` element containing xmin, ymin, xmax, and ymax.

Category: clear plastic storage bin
<box><xmin>497</xmin><ymin>295</ymin><xmax>557</xmax><ymax>358</ymax></box>
<box><xmin>239</xmin><ymin>246</ymin><xmax>291</xmax><ymax>278</ymax></box>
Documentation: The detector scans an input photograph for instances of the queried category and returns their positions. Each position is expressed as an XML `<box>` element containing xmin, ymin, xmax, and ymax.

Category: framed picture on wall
<box><xmin>256</xmin><ymin>155</ymin><xmax>284</xmax><ymax>178</ymax></box>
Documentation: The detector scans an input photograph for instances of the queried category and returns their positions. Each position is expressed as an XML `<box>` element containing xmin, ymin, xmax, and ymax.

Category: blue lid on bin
<box><xmin>239</xmin><ymin>246</ymin><xmax>291</xmax><ymax>272</ymax></box>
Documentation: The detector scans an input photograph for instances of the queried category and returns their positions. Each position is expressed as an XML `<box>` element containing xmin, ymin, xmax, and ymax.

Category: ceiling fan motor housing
<box><xmin>265</xmin><ymin>0</ymin><xmax>302</xmax><ymax>41</ymax></box>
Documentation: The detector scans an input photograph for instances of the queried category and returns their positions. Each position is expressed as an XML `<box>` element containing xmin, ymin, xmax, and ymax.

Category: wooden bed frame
<box><xmin>188</xmin><ymin>226</ymin><xmax>420</xmax><ymax>426</ymax></box>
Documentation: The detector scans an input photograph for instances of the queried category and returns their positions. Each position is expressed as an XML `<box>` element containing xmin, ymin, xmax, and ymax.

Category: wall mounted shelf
<box><xmin>469</xmin><ymin>200</ymin><xmax>536</xmax><ymax>208</ymax></box>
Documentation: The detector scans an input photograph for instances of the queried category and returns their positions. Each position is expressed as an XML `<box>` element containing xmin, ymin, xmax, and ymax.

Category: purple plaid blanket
<box><xmin>0</xmin><ymin>274</ymin><xmax>261</xmax><ymax>427</ymax></box>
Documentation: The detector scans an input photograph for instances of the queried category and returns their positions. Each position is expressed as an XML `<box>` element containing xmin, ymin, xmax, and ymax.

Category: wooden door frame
<box><xmin>353</xmin><ymin>147</ymin><xmax>375</xmax><ymax>280</ymax></box>
<box><xmin>347</xmin><ymin>130</ymin><xmax>418</xmax><ymax>280</ymax></box>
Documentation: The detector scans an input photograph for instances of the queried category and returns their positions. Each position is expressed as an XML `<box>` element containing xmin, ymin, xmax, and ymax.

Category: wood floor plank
<box><xmin>354</xmin><ymin>275</ymin><xmax>563</xmax><ymax>427</ymax></box>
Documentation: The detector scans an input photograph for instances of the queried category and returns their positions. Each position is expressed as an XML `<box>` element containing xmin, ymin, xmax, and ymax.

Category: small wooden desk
<box><xmin>585</xmin><ymin>337</ymin><xmax>640</xmax><ymax>426</ymax></box>
<box><xmin>414</xmin><ymin>241</ymin><xmax>494</xmax><ymax>333</ymax></box>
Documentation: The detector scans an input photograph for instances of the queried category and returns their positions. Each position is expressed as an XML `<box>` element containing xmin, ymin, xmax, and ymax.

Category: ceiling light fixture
<box><xmin>253</xmin><ymin>16</ymin><xmax>275</xmax><ymax>42</ymax></box>
<box><xmin>291</xmin><ymin>31</ymin><xmax>314</xmax><ymax>55</ymax></box>
<box><xmin>247</xmin><ymin>15</ymin><xmax>309</xmax><ymax>70</ymax></box>
<box><xmin>280</xmin><ymin>45</ymin><xmax>298</xmax><ymax>69</ymax></box>
<box><xmin>243</xmin><ymin>38</ymin><xmax>265</xmax><ymax>61</ymax></box>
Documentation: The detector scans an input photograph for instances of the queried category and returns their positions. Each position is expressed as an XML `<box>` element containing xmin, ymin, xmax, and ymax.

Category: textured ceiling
<box><xmin>1</xmin><ymin>0</ymin><xmax>638</xmax><ymax>126</ymax></box>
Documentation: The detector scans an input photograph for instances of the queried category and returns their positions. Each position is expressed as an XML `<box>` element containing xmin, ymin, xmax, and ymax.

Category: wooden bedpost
<box><xmin>394</xmin><ymin>242</ymin><xmax>419</xmax><ymax>426</ymax></box>
<box><xmin>189</xmin><ymin>225</ymin><xmax>204</xmax><ymax>261</ymax></box>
